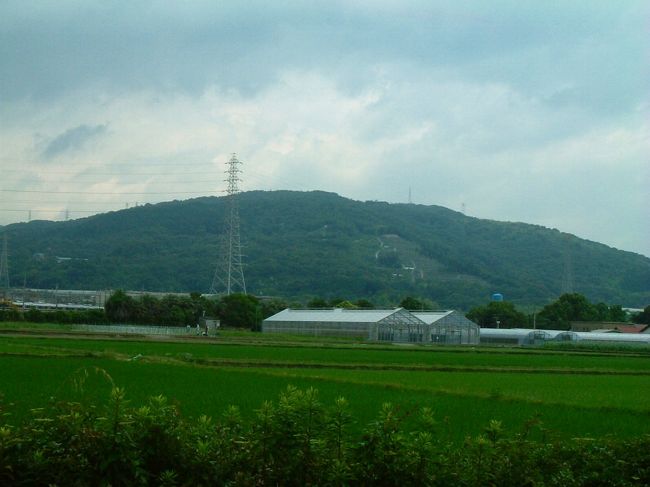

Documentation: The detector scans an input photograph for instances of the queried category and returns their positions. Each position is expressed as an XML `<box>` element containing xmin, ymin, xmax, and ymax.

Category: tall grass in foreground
<box><xmin>1</xmin><ymin>382</ymin><xmax>648</xmax><ymax>486</ymax></box>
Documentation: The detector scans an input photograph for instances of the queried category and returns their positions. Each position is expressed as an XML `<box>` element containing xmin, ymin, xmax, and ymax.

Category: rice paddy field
<box><xmin>1</xmin><ymin>323</ymin><xmax>650</xmax><ymax>442</ymax></box>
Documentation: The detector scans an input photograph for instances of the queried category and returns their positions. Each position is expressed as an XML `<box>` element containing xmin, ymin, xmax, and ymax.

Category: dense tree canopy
<box><xmin>536</xmin><ymin>293</ymin><xmax>627</xmax><ymax>330</ymax></box>
<box><xmin>466</xmin><ymin>301</ymin><xmax>528</xmax><ymax>328</ymax></box>
<box><xmin>103</xmin><ymin>291</ymin><xmax>267</xmax><ymax>329</ymax></box>
<box><xmin>217</xmin><ymin>293</ymin><xmax>262</xmax><ymax>329</ymax></box>
<box><xmin>632</xmin><ymin>305</ymin><xmax>650</xmax><ymax>325</ymax></box>
<box><xmin>104</xmin><ymin>290</ymin><xmax>136</xmax><ymax>323</ymax></box>
<box><xmin>399</xmin><ymin>296</ymin><xmax>437</xmax><ymax>311</ymax></box>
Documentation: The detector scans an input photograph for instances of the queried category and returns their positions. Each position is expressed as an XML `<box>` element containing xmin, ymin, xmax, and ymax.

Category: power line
<box><xmin>0</xmin><ymin>158</ymin><xmax>217</xmax><ymax>167</ymax></box>
<box><xmin>0</xmin><ymin>189</ymin><xmax>222</xmax><ymax>195</ymax></box>
<box><xmin>1</xmin><ymin>200</ymin><xmax>155</xmax><ymax>205</ymax></box>
<box><xmin>0</xmin><ymin>209</ymin><xmax>112</xmax><ymax>214</ymax></box>
<box><xmin>3</xmin><ymin>169</ymin><xmax>221</xmax><ymax>176</ymax></box>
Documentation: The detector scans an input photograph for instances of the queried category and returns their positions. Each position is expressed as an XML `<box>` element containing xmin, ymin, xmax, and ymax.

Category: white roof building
<box><xmin>412</xmin><ymin>311</ymin><xmax>480</xmax><ymax>344</ymax></box>
<box><xmin>262</xmin><ymin>307</ymin><xmax>479</xmax><ymax>344</ymax></box>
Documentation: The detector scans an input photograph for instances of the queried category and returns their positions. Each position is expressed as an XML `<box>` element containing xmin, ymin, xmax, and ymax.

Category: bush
<box><xmin>0</xmin><ymin>384</ymin><xmax>648</xmax><ymax>486</ymax></box>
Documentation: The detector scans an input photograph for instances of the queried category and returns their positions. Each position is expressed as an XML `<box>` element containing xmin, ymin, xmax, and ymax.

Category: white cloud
<box><xmin>0</xmin><ymin>2</ymin><xmax>648</xmax><ymax>257</ymax></box>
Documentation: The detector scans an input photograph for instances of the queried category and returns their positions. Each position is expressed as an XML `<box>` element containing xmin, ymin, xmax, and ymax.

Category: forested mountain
<box><xmin>3</xmin><ymin>191</ymin><xmax>649</xmax><ymax>309</ymax></box>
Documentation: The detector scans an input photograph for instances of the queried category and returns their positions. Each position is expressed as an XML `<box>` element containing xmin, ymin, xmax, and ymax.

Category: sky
<box><xmin>1</xmin><ymin>1</ymin><xmax>649</xmax><ymax>257</ymax></box>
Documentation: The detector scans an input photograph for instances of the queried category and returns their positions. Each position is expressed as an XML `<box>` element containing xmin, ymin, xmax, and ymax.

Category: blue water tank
<box><xmin>491</xmin><ymin>293</ymin><xmax>504</xmax><ymax>302</ymax></box>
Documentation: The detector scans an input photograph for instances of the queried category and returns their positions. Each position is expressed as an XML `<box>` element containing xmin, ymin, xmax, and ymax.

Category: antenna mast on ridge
<box><xmin>210</xmin><ymin>154</ymin><xmax>247</xmax><ymax>295</ymax></box>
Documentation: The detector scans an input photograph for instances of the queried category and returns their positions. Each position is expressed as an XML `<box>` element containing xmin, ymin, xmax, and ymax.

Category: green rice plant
<box><xmin>3</xmin><ymin>335</ymin><xmax>650</xmax><ymax>372</ymax></box>
<box><xmin>3</xmin><ymin>332</ymin><xmax>650</xmax><ymax>443</ymax></box>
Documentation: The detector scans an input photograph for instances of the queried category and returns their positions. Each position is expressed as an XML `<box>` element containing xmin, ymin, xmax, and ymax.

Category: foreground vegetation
<box><xmin>1</xmin><ymin>384</ymin><xmax>649</xmax><ymax>486</ymax></box>
<box><xmin>1</xmin><ymin>326</ymin><xmax>650</xmax><ymax>484</ymax></box>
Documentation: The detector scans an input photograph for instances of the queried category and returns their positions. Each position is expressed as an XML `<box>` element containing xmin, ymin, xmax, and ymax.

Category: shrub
<box><xmin>0</xmin><ymin>383</ymin><xmax>649</xmax><ymax>485</ymax></box>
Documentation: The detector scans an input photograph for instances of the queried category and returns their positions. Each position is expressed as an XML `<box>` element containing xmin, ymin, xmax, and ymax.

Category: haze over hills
<box><xmin>2</xmin><ymin>191</ymin><xmax>649</xmax><ymax>310</ymax></box>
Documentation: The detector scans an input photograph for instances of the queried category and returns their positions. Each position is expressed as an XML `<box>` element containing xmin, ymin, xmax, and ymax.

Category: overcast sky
<box><xmin>1</xmin><ymin>1</ymin><xmax>648</xmax><ymax>257</ymax></box>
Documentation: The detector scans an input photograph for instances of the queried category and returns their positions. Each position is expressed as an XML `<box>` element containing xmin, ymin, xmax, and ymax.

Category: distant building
<box><xmin>570</xmin><ymin>321</ymin><xmax>632</xmax><ymax>332</ymax></box>
<box><xmin>480</xmin><ymin>328</ymin><xmax>650</xmax><ymax>346</ymax></box>
<box><xmin>262</xmin><ymin>308</ymin><xmax>479</xmax><ymax>344</ymax></box>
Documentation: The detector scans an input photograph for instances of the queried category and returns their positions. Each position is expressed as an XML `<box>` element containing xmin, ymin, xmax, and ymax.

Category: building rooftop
<box><xmin>411</xmin><ymin>310</ymin><xmax>455</xmax><ymax>324</ymax></box>
<box><xmin>264</xmin><ymin>308</ymin><xmax>408</xmax><ymax>324</ymax></box>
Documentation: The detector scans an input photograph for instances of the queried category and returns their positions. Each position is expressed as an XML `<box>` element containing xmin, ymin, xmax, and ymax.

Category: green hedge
<box><xmin>1</xmin><ymin>384</ymin><xmax>648</xmax><ymax>486</ymax></box>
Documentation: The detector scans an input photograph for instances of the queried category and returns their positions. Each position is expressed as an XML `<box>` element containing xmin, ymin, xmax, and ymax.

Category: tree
<box><xmin>535</xmin><ymin>293</ymin><xmax>627</xmax><ymax>330</ymax></box>
<box><xmin>354</xmin><ymin>299</ymin><xmax>374</xmax><ymax>309</ymax></box>
<box><xmin>307</xmin><ymin>297</ymin><xmax>329</xmax><ymax>308</ymax></box>
<box><xmin>104</xmin><ymin>291</ymin><xmax>212</xmax><ymax>326</ymax></box>
<box><xmin>104</xmin><ymin>290</ymin><xmax>136</xmax><ymax>322</ymax></box>
<box><xmin>399</xmin><ymin>296</ymin><xmax>435</xmax><ymax>311</ymax></box>
<box><xmin>466</xmin><ymin>301</ymin><xmax>527</xmax><ymax>328</ymax></box>
<box><xmin>260</xmin><ymin>298</ymin><xmax>288</xmax><ymax>319</ymax></box>
<box><xmin>632</xmin><ymin>305</ymin><xmax>650</xmax><ymax>325</ymax></box>
<box><xmin>217</xmin><ymin>293</ymin><xmax>262</xmax><ymax>329</ymax></box>
<box><xmin>604</xmin><ymin>304</ymin><xmax>626</xmax><ymax>322</ymax></box>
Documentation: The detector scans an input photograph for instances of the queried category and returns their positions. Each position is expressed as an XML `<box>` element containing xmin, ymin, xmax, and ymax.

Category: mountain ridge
<box><xmin>3</xmin><ymin>190</ymin><xmax>649</xmax><ymax>309</ymax></box>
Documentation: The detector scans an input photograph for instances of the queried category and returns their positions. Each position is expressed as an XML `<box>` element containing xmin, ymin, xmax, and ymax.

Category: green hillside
<box><xmin>3</xmin><ymin>191</ymin><xmax>649</xmax><ymax>309</ymax></box>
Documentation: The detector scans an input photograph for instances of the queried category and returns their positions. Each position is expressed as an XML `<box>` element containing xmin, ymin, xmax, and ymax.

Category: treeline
<box><xmin>0</xmin><ymin>306</ymin><xmax>108</xmax><ymax>325</ymax></box>
<box><xmin>103</xmin><ymin>291</ymin><xmax>287</xmax><ymax>329</ymax></box>
<box><xmin>0</xmin><ymin>291</ymin><xmax>284</xmax><ymax>329</ymax></box>
<box><xmin>467</xmin><ymin>293</ymin><xmax>632</xmax><ymax>330</ymax></box>
<box><xmin>2</xmin><ymin>291</ymin><xmax>645</xmax><ymax>331</ymax></box>
<box><xmin>1</xmin><ymin>385</ymin><xmax>648</xmax><ymax>486</ymax></box>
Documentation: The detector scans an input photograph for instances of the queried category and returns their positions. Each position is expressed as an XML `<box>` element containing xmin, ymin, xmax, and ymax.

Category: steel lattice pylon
<box><xmin>210</xmin><ymin>154</ymin><xmax>246</xmax><ymax>295</ymax></box>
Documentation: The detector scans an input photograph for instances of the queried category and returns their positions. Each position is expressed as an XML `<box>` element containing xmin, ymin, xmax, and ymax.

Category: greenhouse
<box><xmin>479</xmin><ymin>328</ymin><xmax>559</xmax><ymax>346</ymax></box>
<box><xmin>412</xmin><ymin>311</ymin><xmax>480</xmax><ymax>345</ymax></box>
<box><xmin>262</xmin><ymin>308</ymin><xmax>480</xmax><ymax>344</ymax></box>
<box><xmin>479</xmin><ymin>328</ymin><xmax>650</xmax><ymax>346</ymax></box>
<box><xmin>262</xmin><ymin>308</ymin><xmax>421</xmax><ymax>340</ymax></box>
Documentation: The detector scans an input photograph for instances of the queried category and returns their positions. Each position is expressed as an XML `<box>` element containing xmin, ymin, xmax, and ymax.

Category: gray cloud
<box><xmin>42</xmin><ymin>124</ymin><xmax>108</xmax><ymax>159</ymax></box>
<box><xmin>1</xmin><ymin>2</ymin><xmax>646</xmax><ymax>115</ymax></box>
<box><xmin>1</xmin><ymin>1</ymin><xmax>649</xmax><ymax>257</ymax></box>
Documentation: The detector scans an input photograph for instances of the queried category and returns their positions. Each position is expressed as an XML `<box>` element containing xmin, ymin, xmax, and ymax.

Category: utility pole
<box><xmin>210</xmin><ymin>154</ymin><xmax>247</xmax><ymax>295</ymax></box>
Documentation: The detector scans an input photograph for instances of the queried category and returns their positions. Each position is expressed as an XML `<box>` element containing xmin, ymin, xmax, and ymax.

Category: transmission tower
<box><xmin>0</xmin><ymin>232</ymin><xmax>9</xmax><ymax>298</ymax></box>
<box><xmin>210</xmin><ymin>154</ymin><xmax>247</xmax><ymax>295</ymax></box>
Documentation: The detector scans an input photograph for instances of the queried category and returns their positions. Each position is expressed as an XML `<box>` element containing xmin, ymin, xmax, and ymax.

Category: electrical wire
<box><xmin>0</xmin><ymin>189</ymin><xmax>222</xmax><ymax>195</ymax></box>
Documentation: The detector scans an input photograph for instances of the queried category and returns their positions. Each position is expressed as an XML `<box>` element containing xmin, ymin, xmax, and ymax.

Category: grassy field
<box><xmin>1</xmin><ymin>326</ymin><xmax>649</xmax><ymax>442</ymax></box>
